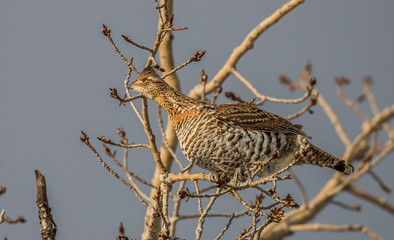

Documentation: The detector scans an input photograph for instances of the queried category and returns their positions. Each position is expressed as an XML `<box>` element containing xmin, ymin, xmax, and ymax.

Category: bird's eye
<box><xmin>141</xmin><ymin>78</ymin><xmax>148</xmax><ymax>82</ymax></box>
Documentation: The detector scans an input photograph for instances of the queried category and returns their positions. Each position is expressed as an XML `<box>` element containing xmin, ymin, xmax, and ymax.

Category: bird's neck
<box><xmin>154</xmin><ymin>85</ymin><xmax>204</xmax><ymax>119</ymax></box>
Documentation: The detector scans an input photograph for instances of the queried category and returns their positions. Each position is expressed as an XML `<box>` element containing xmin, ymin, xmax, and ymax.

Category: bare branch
<box><xmin>0</xmin><ymin>209</ymin><xmax>6</xmax><ymax>224</ymax></box>
<box><xmin>289</xmin><ymin>224</ymin><xmax>384</xmax><ymax>240</ymax></box>
<box><xmin>157</xmin><ymin>105</ymin><xmax>184</xmax><ymax>170</ymax></box>
<box><xmin>368</xmin><ymin>170</ymin><xmax>391</xmax><ymax>193</ymax></box>
<box><xmin>317</xmin><ymin>93</ymin><xmax>352</xmax><ymax>147</ymax></box>
<box><xmin>288</xmin><ymin>169</ymin><xmax>308</xmax><ymax>206</ymax></box>
<box><xmin>286</xmin><ymin>93</ymin><xmax>318</xmax><ymax>120</ymax></box>
<box><xmin>232</xmin><ymin>68</ymin><xmax>313</xmax><ymax>105</ymax></box>
<box><xmin>170</xmin><ymin>180</ymin><xmax>187</xmax><ymax>237</ymax></box>
<box><xmin>330</xmin><ymin>200</ymin><xmax>361</xmax><ymax>212</ymax></box>
<box><xmin>80</xmin><ymin>131</ymin><xmax>148</xmax><ymax>208</ymax></box>
<box><xmin>141</xmin><ymin>98</ymin><xmax>167</xmax><ymax>173</ymax></box>
<box><xmin>35</xmin><ymin>170</ymin><xmax>57</xmax><ymax>240</ymax></box>
<box><xmin>188</xmin><ymin>0</ymin><xmax>305</xmax><ymax>99</ymax></box>
<box><xmin>335</xmin><ymin>77</ymin><xmax>370</xmax><ymax>122</ymax></box>
<box><xmin>101</xmin><ymin>24</ymin><xmax>133</xmax><ymax>67</ymax></box>
<box><xmin>195</xmin><ymin>188</ymin><xmax>221</xmax><ymax>240</ymax></box>
<box><xmin>122</xmin><ymin>35</ymin><xmax>153</xmax><ymax>52</ymax></box>
<box><xmin>344</xmin><ymin>104</ymin><xmax>394</xmax><ymax>161</ymax></box>
<box><xmin>162</xmin><ymin>50</ymin><xmax>206</xmax><ymax>79</ymax></box>
<box><xmin>346</xmin><ymin>185</ymin><xmax>394</xmax><ymax>215</ymax></box>
<box><xmin>362</xmin><ymin>76</ymin><xmax>394</xmax><ymax>139</ymax></box>
<box><xmin>194</xmin><ymin>181</ymin><xmax>203</xmax><ymax>215</ymax></box>
<box><xmin>98</xmin><ymin>136</ymin><xmax>150</xmax><ymax>149</ymax></box>
<box><xmin>213</xmin><ymin>213</ymin><xmax>235</xmax><ymax>240</ymax></box>
<box><xmin>123</xmin><ymin>66</ymin><xmax>144</xmax><ymax>124</ymax></box>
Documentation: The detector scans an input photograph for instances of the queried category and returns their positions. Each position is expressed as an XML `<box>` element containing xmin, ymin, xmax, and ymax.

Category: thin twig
<box><xmin>170</xmin><ymin>180</ymin><xmax>187</xmax><ymax>237</ymax></box>
<box><xmin>188</xmin><ymin>0</ymin><xmax>306</xmax><ymax>99</ymax></box>
<box><xmin>195</xmin><ymin>188</ymin><xmax>221</xmax><ymax>240</ymax></box>
<box><xmin>286</xmin><ymin>93</ymin><xmax>318</xmax><ymax>120</ymax></box>
<box><xmin>145</xmin><ymin>1</ymin><xmax>171</xmax><ymax>68</ymax></box>
<box><xmin>368</xmin><ymin>170</ymin><xmax>391</xmax><ymax>193</ymax></box>
<box><xmin>80</xmin><ymin>131</ymin><xmax>148</xmax><ymax>208</ymax></box>
<box><xmin>141</xmin><ymin>98</ymin><xmax>167</xmax><ymax>173</ymax></box>
<box><xmin>194</xmin><ymin>181</ymin><xmax>203</xmax><ymax>215</ymax></box>
<box><xmin>122</xmin><ymin>35</ymin><xmax>153</xmax><ymax>52</ymax></box>
<box><xmin>363</xmin><ymin>76</ymin><xmax>394</xmax><ymax>139</ymax></box>
<box><xmin>101</xmin><ymin>24</ymin><xmax>133</xmax><ymax>68</ymax></box>
<box><xmin>157</xmin><ymin>105</ymin><xmax>184</xmax><ymax>169</ymax></box>
<box><xmin>162</xmin><ymin>50</ymin><xmax>206</xmax><ymax>79</ymax></box>
<box><xmin>124</xmin><ymin>66</ymin><xmax>144</xmax><ymax>124</ymax></box>
<box><xmin>0</xmin><ymin>209</ymin><xmax>5</xmax><ymax>224</ymax></box>
<box><xmin>289</xmin><ymin>223</ymin><xmax>384</xmax><ymax>240</ymax></box>
<box><xmin>109</xmin><ymin>152</ymin><xmax>157</xmax><ymax>189</ymax></box>
<box><xmin>288</xmin><ymin>169</ymin><xmax>308</xmax><ymax>206</ymax></box>
<box><xmin>228</xmin><ymin>190</ymin><xmax>255</xmax><ymax>212</ymax></box>
<box><xmin>184</xmin><ymin>188</ymin><xmax>232</xmax><ymax>199</ymax></box>
<box><xmin>213</xmin><ymin>214</ymin><xmax>235</xmax><ymax>240</ymax></box>
<box><xmin>346</xmin><ymin>185</ymin><xmax>394</xmax><ymax>214</ymax></box>
<box><xmin>330</xmin><ymin>200</ymin><xmax>361</xmax><ymax>211</ymax></box>
<box><xmin>178</xmin><ymin>210</ymin><xmax>248</xmax><ymax>220</ymax></box>
<box><xmin>200</xmin><ymin>70</ymin><xmax>207</xmax><ymax>101</ymax></box>
<box><xmin>318</xmin><ymin>93</ymin><xmax>352</xmax><ymax>147</ymax></box>
<box><xmin>335</xmin><ymin>77</ymin><xmax>370</xmax><ymax>122</ymax></box>
<box><xmin>98</xmin><ymin>137</ymin><xmax>150</xmax><ymax>149</ymax></box>
<box><xmin>343</xmin><ymin>104</ymin><xmax>394</xmax><ymax>161</ymax></box>
<box><xmin>232</xmin><ymin>68</ymin><xmax>313</xmax><ymax>105</ymax></box>
<box><xmin>250</xmin><ymin>211</ymin><xmax>258</xmax><ymax>240</ymax></box>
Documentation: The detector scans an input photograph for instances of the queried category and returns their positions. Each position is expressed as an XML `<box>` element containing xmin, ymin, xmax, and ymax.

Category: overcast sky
<box><xmin>1</xmin><ymin>1</ymin><xmax>393</xmax><ymax>239</ymax></box>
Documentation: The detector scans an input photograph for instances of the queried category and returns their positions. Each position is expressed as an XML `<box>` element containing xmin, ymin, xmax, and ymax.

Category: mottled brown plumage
<box><xmin>128</xmin><ymin>67</ymin><xmax>353</xmax><ymax>180</ymax></box>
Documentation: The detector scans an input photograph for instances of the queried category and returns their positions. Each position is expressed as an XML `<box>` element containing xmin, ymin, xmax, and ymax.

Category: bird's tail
<box><xmin>297</xmin><ymin>136</ymin><xmax>354</xmax><ymax>175</ymax></box>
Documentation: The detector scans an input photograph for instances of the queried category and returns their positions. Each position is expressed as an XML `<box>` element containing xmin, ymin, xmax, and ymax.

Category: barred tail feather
<box><xmin>297</xmin><ymin>136</ymin><xmax>354</xmax><ymax>175</ymax></box>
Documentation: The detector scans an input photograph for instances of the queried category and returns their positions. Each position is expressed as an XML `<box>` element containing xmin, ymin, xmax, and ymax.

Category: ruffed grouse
<box><xmin>128</xmin><ymin>67</ymin><xmax>353</xmax><ymax>180</ymax></box>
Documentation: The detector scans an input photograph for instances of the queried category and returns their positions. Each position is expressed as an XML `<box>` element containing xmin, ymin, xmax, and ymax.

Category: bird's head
<box><xmin>127</xmin><ymin>67</ymin><xmax>168</xmax><ymax>101</ymax></box>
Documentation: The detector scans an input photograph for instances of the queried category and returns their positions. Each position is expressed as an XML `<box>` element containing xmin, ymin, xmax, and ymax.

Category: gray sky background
<box><xmin>1</xmin><ymin>1</ymin><xmax>393</xmax><ymax>239</ymax></box>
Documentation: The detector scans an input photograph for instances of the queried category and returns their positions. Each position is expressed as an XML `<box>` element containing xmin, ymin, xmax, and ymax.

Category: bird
<box><xmin>128</xmin><ymin>67</ymin><xmax>354</xmax><ymax>180</ymax></box>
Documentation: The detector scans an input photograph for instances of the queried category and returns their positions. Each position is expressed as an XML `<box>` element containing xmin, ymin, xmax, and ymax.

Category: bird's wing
<box><xmin>213</xmin><ymin>103</ymin><xmax>307</xmax><ymax>136</ymax></box>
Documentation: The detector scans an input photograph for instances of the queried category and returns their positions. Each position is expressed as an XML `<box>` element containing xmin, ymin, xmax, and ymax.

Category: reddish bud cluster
<box><xmin>278</xmin><ymin>74</ymin><xmax>297</xmax><ymax>91</ymax></box>
<box><xmin>109</xmin><ymin>88</ymin><xmax>127</xmax><ymax>106</ymax></box>
<box><xmin>191</xmin><ymin>50</ymin><xmax>206</xmax><ymax>62</ymax></box>
<box><xmin>0</xmin><ymin>186</ymin><xmax>6</xmax><ymax>195</ymax></box>
<box><xmin>268</xmin><ymin>207</ymin><xmax>284</xmax><ymax>223</ymax></box>
<box><xmin>101</xmin><ymin>24</ymin><xmax>111</xmax><ymax>37</ymax></box>
<box><xmin>200</xmin><ymin>70</ymin><xmax>207</xmax><ymax>84</ymax></box>
<box><xmin>117</xmin><ymin>128</ymin><xmax>126</xmax><ymax>138</ymax></box>
<box><xmin>121</xmin><ymin>35</ymin><xmax>132</xmax><ymax>43</ymax></box>
<box><xmin>334</xmin><ymin>76</ymin><xmax>350</xmax><ymax>86</ymax></box>
<box><xmin>80</xmin><ymin>131</ymin><xmax>90</xmax><ymax>144</ymax></box>
<box><xmin>309</xmin><ymin>76</ymin><xmax>316</xmax><ymax>86</ymax></box>
<box><xmin>283</xmin><ymin>194</ymin><xmax>299</xmax><ymax>209</ymax></box>
<box><xmin>167</xmin><ymin>14</ymin><xmax>174</xmax><ymax>28</ymax></box>
<box><xmin>310</xmin><ymin>93</ymin><xmax>319</xmax><ymax>106</ymax></box>
<box><xmin>5</xmin><ymin>216</ymin><xmax>26</xmax><ymax>224</ymax></box>
<box><xmin>362</xmin><ymin>75</ymin><xmax>372</xmax><ymax>86</ymax></box>
<box><xmin>224</xmin><ymin>91</ymin><xmax>245</xmax><ymax>103</ymax></box>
